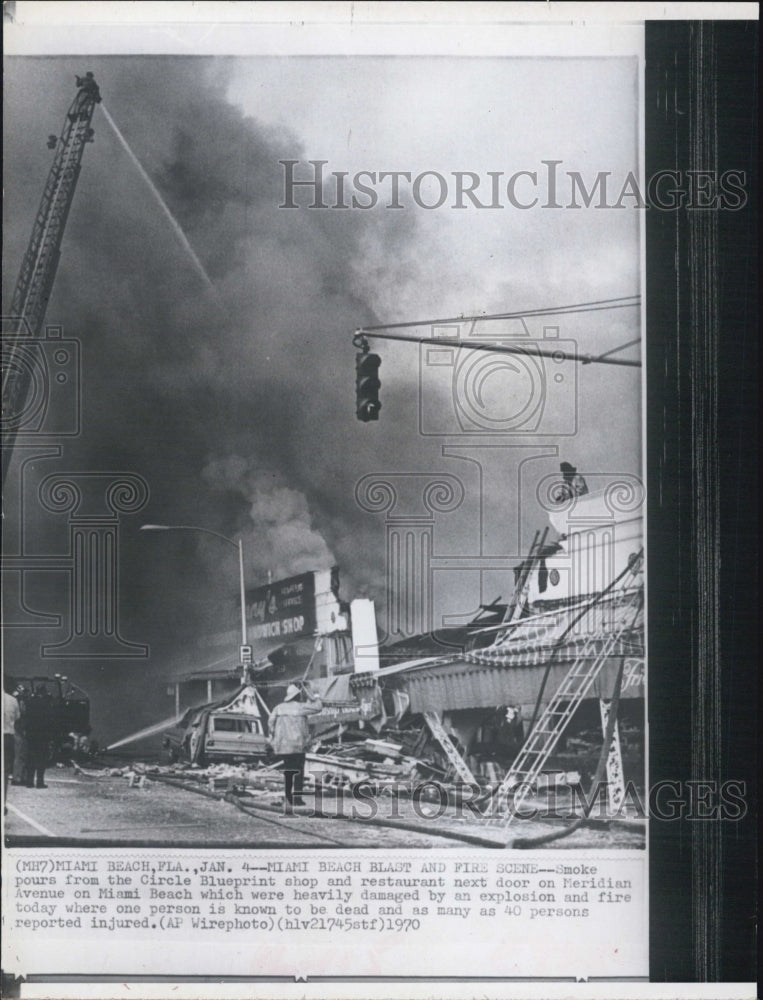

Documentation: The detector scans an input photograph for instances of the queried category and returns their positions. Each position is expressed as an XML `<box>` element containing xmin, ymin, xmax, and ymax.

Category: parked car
<box><xmin>163</xmin><ymin>705</ymin><xmax>268</xmax><ymax>766</ymax></box>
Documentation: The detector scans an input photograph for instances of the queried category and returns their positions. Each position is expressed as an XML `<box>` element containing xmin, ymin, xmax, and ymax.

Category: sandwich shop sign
<box><xmin>246</xmin><ymin>572</ymin><xmax>317</xmax><ymax>640</ymax></box>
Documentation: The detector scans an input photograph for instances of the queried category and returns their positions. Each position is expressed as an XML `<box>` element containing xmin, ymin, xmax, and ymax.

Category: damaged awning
<box><xmin>352</xmin><ymin>592</ymin><xmax>644</xmax><ymax>714</ymax></box>
<box><xmin>167</xmin><ymin>655</ymin><xmax>242</xmax><ymax>685</ymax></box>
<box><xmin>464</xmin><ymin>592</ymin><xmax>644</xmax><ymax>667</ymax></box>
<box><xmin>307</xmin><ymin>672</ymin><xmax>385</xmax><ymax>731</ymax></box>
<box><xmin>168</xmin><ymin>634</ymin><xmax>316</xmax><ymax>685</ymax></box>
<box><xmin>372</xmin><ymin>654</ymin><xmax>644</xmax><ymax>714</ymax></box>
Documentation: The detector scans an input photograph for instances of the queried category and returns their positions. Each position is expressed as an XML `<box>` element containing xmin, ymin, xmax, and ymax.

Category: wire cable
<box><xmin>357</xmin><ymin>295</ymin><xmax>641</xmax><ymax>334</ymax></box>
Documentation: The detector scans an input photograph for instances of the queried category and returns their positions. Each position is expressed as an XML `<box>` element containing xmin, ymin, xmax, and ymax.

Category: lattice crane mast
<box><xmin>2</xmin><ymin>72</ymin><xmax>101</xmax><ymax>484</ymax></box>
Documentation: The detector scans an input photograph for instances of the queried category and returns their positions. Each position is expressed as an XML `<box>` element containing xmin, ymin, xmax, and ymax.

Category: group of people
<box><xmin>4</xmin><ymin>675</ymin><xmax>321</xmax><ymax>816</ymax></box>
<box><xmin>3</xmin><ymin>681</ymin><xmax>55</xmax><ymax>808</ymax></box>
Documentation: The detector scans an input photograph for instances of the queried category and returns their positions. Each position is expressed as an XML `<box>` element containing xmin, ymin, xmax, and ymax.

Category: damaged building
<box><xmin>161</xmin><ymin>467</ymin><xmax>644</xmax><ymax>814</ymax></box>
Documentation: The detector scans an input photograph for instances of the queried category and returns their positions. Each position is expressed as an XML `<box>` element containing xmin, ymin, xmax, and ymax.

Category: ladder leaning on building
<box><xmin>487</xmin><ymin>549</ymin><xmax>644</xmax><ymax>827</ymax></box>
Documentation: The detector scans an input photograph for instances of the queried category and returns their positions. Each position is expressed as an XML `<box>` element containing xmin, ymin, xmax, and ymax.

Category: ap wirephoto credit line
<box><xmin>1</xmin><ymin>3</ymin><xmax>758</xmax><ymax>998</ymax></box>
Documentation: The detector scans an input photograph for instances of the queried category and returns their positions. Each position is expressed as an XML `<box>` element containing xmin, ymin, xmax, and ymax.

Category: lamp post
<box><xmin>139</xmin><ymin>523</ymin><xmax>248</xmax><ymax>652</ymax></box>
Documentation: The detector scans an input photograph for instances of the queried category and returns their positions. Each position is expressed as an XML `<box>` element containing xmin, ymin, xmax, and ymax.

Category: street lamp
<box><xmin>139</xmin><ymin>524</ymin><xmax>248</xmax><ymax>652</ymax></box>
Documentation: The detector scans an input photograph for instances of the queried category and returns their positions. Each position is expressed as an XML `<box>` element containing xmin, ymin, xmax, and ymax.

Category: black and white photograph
<box><xmin>1</xmin><ymin>2</ymin><xmax>757</xmax><ymax>995</ymax></box>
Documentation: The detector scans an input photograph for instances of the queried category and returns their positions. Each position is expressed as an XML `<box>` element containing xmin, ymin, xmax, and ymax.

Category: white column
<box><xmin>350</xmin><ymin>599</ymin><xmax>379</xmax><ymax>672</ymax></box>
<box><xmin>599</xmin><ymin>698</ymin><xmax>626</xmax><ymax>814</ymax></box>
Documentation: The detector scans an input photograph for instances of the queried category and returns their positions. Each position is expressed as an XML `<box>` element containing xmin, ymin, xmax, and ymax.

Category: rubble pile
<box><xmin>307</xmin><ymin>719</ymin><xmax>463</xmax><ymax>792</ymax></box>
<box><xmin>83</xmin><ymin>707</ymin><xmax>643</xmax><ymax>828</ymax></box>
<box><xmin>84</xmin><ymin>712</ymin><xmax>578</xmax><ymax>799</ymax></box>
<box><xmin>79</xmin><ymin>714</ymin><xmax>475</xmax><ymax>805</ymax></box>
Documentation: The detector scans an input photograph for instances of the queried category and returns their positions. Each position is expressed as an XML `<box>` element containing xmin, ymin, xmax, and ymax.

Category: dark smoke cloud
<box><xmin>3</xmin><ymin>57</ymin><xmax>421</xmax><ymax>740</ymax></box>
<box><xmin>201</xmin><ymin>456</ymin><xmax>334</xmax><ymax>581</ymax></box>
<box><xmin>3</xmin><ymin>56</ymin><xmax>640</xmax><ymax>746</ymax></box>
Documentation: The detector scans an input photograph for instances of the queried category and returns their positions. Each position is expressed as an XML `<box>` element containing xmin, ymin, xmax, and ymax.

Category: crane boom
<box><xmin>2</xmin><ymin>72</ymin><xmax>101</xmax><ymax>483</ymax></box>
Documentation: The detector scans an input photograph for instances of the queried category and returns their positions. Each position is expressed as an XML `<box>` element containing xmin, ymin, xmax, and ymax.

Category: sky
<box><xmin>2</xmin><ymin>41</ymin><xmax>642</xmax><ymax>741</ymax></box>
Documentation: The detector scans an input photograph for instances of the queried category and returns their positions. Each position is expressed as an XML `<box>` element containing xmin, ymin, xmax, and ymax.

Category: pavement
<box><xmin>4</xmin><ymin>763</ymin><xmax>645</xmax><ymax>850</ymax></box>
<box><xmin>3</xmin><ymin>765</ymin><xmax>466</xmax><ymax>848</ymax></box>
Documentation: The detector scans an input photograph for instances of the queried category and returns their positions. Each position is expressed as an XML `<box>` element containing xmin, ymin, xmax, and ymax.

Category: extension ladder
<box><xmin>489</xmin><ymin>575</ymin><xmax>643</xmax><ymax>826</ymax></box>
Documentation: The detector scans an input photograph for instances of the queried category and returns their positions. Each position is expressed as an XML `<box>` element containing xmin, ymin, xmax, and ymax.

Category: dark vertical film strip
<box><xmin>646</xmin><ymin>19</ymin><xmax>758</xmax><ymax>983</ymax></box>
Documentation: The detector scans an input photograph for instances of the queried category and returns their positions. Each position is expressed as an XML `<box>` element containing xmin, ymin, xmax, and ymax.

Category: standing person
<box><xmin>3</xmin><ymin>683</ymin><xmax>21</xmax><ymax>811</ymax></box>
<box><xmin>268</xmin><ymin>683</ymin><xmax>323</xmax><ymax>814</ymax></box>
<box><xmin>559</xmin><ymin>461</ymin><xmax>589</xmax><ymax>498</ymax></box>
<box><xmin>24</xmin><ymin>684</ymin><xmax>55</xmax><ymax>789</ymax></box>
<box><xmin>12</xmin><ymin>685</ymin><xmax>30</xmax><ymax>787</ymax></box>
